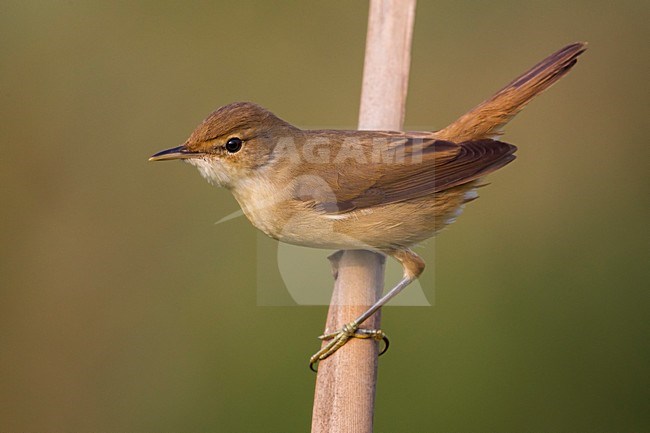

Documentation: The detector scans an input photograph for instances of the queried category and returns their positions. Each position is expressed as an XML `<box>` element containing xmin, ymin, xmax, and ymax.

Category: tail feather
<box><xmin>435</xmin><ymin>42</ymin><xmax>587</xmax><ymax>142</ymax></box>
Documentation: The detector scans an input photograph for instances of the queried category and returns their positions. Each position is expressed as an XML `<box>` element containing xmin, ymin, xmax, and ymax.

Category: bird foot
<box><xmin>309</xmin><ymin>322</ymin><xmax>389</xmax><ymax>372</ymax></box>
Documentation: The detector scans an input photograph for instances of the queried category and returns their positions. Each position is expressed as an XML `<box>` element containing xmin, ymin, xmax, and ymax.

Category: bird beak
<box><xmin>149</xmin><ymin>145</ymin><xmax>204</xmax><ymax>162</ymax></box>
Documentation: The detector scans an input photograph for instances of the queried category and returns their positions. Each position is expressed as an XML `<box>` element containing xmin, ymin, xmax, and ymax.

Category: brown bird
<box><xmin>150</xmin><ymin>42</ymin><xmax>587</xmax><ymax>368</ymax></box>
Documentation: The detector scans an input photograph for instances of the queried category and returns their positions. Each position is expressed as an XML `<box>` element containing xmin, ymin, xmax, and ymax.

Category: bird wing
<box><xmin>293</xmin><ymin>133</ymin><xmax>516</xmax><ymax>214</ymax></box>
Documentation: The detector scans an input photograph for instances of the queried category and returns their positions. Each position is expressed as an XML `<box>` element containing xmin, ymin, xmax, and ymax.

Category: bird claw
<box><xmin>309</xmin><ymin>322</ymin><xmax>389</xmax><ymax>372</ymax></box>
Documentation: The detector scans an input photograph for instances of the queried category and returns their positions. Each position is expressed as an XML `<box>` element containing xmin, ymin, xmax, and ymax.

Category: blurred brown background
<box><xmin>1</xmin><ymin>1</ymin><xmax>648</xmax><ymax>432</ymax></box>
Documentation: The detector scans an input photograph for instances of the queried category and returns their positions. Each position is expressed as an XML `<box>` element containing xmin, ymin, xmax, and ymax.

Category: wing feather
<box><xmin>293</xmin><ymin>133</ymin><xmax>516</xmax><ymax>214</ymax></box>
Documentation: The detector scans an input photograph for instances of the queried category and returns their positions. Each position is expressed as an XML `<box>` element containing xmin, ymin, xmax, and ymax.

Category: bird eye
<box><xmin>225</xmin><ymin>137</ymin><xmax>243</xmax><ymax>153</ymax></box>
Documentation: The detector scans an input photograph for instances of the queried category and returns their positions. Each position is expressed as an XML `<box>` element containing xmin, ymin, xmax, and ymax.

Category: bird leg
<box><xmin>310</xmin><ymin>248</ymin><xmax>425</xmax><ymax>371</ymax></box>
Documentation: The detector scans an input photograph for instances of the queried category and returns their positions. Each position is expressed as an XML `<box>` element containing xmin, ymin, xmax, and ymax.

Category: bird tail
<box><xmin>435</xmin><ymin>42</ymin><xmax>587</xmax><ymax>142</ymax></box>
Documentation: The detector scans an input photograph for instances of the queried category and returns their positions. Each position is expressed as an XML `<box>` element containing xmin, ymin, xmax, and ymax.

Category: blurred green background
<box><xmin>1</xmin><ymin>1</ymin><xmax>648</xmax><ymax>432</ymax></box>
